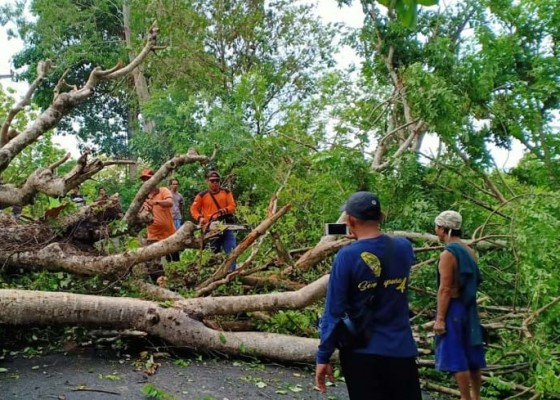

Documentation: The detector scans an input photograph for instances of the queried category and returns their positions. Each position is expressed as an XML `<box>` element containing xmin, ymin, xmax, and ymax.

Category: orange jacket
<box><xmin>190</xmin><ymin>188</ymin><xmax>236</xmax><ymax>222</ymax></box>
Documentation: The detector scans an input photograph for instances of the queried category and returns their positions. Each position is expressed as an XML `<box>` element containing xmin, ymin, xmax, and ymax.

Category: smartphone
<box><xmin>325</xmin><ymin>223</ymin><xmax>349</xmax><ymax>236</ymax></box>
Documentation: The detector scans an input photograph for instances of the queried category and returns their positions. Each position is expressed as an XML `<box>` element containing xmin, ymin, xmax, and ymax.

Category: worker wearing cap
<box><xmin>315</xmin><ymin>191</ymin><xmax>421</xmax><ymax>400</ymax></box>
<box><xmin>139</xmin><ymin>168</ymin><xmax>176</xmax><ymax>245</ymax></box>
<box><xmin>190</xmin><ymin>170</ymin><xmax>237</xmax><ymax>270</ymax></box>
<box><xmin>434</xmin><ymin>210</ymin><xmax>486</xmax><ymax>400</ymax></box>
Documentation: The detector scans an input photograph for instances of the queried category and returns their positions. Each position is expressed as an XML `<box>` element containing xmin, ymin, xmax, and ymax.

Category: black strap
<box><xmin>208</xmin><ymin>190</ymin><xmax>222</xmax><ymax>210</ymax></box>
<box><xmin>208</xmin><ymin>190</ymin><xmax>230</xmax><ymax>221</ymax></box>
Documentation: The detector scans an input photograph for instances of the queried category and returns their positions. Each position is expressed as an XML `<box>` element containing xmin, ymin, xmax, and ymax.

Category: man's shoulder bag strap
<box><xmin>208</xmin><ymin>190</ymin><xmax>236</xmax><ymax>223</ymax></box>
<box><xmin>208</xmin><ymin>190</ymin><xmax>222</xmax><ymax>210</ymax></box>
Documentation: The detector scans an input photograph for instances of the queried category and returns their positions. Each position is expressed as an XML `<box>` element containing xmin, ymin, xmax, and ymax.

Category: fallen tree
<box><xmin>0</xmin><ymin>283</ymin><xmax>324</xmax><ymax>363</ymax></box>
<box><xmin>0</xmin><ymin>19</ymin><xmax>557</xmax><ymax>400</ymax></box>
<box><xmin>1</xmin><ymin>282</ymin><xmax>555</xmax><ymax>399</ymax></box>
<box><xmin>0</xmin><ymin>24</ymin><xmax>219</xmax><ymax>276</ymax></box>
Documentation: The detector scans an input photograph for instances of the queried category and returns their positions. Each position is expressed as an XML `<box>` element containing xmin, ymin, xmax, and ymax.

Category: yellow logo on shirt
<box><xmin>358</xmin><ymin>252</ymin><xmax>407</xmax><ymax>293</ymax></box>
<box><xmin>360</xmin><ymin>252</ymin><xmax>381</xmax><ymax>277</ymax></box>
<box><xmin>384</xmin><ymin>277</ymin><xmax>407</xmax><ymax>293</ymax></box>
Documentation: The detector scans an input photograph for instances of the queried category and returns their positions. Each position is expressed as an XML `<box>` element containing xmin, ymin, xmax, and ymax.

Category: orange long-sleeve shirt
<box><xmin>190</xmin><ymin>188</ymin><xmax>236</xmax><ymax>222</ymax></box>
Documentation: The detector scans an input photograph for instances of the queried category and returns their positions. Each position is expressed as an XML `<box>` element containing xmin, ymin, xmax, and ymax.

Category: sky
<box><xmin>0</xmin><ymin>21</ymin><xmax>26</xmax><ymax>93</ymax></box>
<box><xmin>0</xmin><ymin>1</ymin><xmax>524</xmax><ymax>167</ymax></box>
<box><xmin>0</xmin><ymin>19</ymin><xmax>80</xmax><ymax>155</ymax></box>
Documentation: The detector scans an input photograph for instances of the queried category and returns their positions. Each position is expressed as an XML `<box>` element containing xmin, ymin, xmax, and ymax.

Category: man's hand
<box><xmin>434</xmin><ymin>319</ymin><xmax>446</xmax><ymax>335</ymax></box>
<box><xmin>198</xmin><ymin>217</ymin><xmax>208</xmax><ymax>228</ymax></box>
<box><xmin>344</xmin><ymin>231</ymin><xmax>357</xmax><ymax>240</ymax></box>
<box><xmin>142</xmin><ymin>200</ymin><xmax>153</xmax><ymax>212</ymax></box>
<box><xmin>315</xmin><ymin>363</ymin><xmax>335</xmax><ymax>394</ymax></box>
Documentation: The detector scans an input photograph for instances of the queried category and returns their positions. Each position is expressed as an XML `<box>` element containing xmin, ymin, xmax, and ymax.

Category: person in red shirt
<box><xmin>190</xmin><ymin>170</ymin><xmax>237</xmax><ymax>270</ymax></box>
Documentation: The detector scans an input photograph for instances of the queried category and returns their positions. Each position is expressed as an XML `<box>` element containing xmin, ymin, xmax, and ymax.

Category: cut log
<box><xmin>0</xmin><ymin>286</ymin><xmax>325</xmax><ymax>363</ymax></box>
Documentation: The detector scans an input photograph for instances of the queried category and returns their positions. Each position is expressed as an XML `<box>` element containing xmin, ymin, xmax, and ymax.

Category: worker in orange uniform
<box><xmin>190</xmin><ymin>170</ymin><xmax>237</xmax><ymax>271</ymax></box>
<box><xmin>139</xmin><ymin>169</ymin><xmax>179</xmax><ymax>279</ymax></box>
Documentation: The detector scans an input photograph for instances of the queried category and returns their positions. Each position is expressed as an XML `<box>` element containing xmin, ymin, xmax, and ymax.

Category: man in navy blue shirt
<box><xmin>315</xmin><ymin>191</ymin><xmax>421</xmax><ymax>400</ymax></box>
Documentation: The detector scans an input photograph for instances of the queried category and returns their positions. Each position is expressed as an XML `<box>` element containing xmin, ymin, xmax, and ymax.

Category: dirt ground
<box><xmin>0</xmin><ymin>348</ymin><xmax>436</xmax><ymax>400</ymax></box>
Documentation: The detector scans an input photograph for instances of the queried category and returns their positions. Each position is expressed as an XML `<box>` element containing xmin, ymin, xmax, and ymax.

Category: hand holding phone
<box><xmin>325</xmin><ymin>223</ymin><xmax>349</xmax><ymax>236</ymax></box>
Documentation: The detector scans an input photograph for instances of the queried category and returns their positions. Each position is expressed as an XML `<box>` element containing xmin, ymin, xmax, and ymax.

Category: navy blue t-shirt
<box><xmin>317</xmin><ymin>234</ymin><xmax>418</xmax><ymax>364</ymax></box>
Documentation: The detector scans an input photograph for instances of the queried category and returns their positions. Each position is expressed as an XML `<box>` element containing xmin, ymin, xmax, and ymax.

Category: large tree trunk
<box><xmin>122</xmin><ymin>0</ymin><xmax>154</xmax><ymax>178</ymax></box>
<box><xmin>123</xmin><ymin>0</ymin><xmax>154</xmax><ymax>134</ymax></box>
<box><xmin>0</xmin><ymin>280</ymin><xmax>327</xmax><ymax>362</ymax></box>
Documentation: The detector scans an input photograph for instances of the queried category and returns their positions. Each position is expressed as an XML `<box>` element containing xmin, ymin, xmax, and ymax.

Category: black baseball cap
<box><xmin>341</xmin><ymin>191</ymin><xmax>382</xmax><ymax>221</ymax></box>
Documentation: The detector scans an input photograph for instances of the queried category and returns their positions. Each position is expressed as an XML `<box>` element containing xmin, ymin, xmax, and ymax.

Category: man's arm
<box><xmin>154</xmin><ymin>188</ymin><xmax>173</xmax><ymax>208</ymax></box>
<box><xmin>224</xmin><ymin>191</ymin><xmax>236</xmax><ymax>214</ymax></box>
<box><xmin>315</xmin><ymin>252</ymin><xmax>351</xmax><ymax>393</ymax></box>
<box><xmin>316</xmin><ymin>255</ymin><xmax>351</xmax><ymax>363</ymax></box>
<box><xmin>434</xmin><ymin>250</ymin><xmax>455</xmax><ymax>335</ymax></box>
<box><xmin>190</xmin><ymin>194</ymin><xmax>203</xmax><ymax>221</ymax></box>
<box><xmin>155</xmin><ymin>198</ymin><xmax>173</xmax><ymax>207</ymax></box>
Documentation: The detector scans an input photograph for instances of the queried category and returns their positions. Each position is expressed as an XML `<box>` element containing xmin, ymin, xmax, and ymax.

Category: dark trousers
<box><xmin>207</xmin><ymin>230</ymin><xmax>237</xmax><ymax>271</ymax></box>
<box><xmin>339</xmin><ymin>351</ymin><xmax>422</xmax><ymax>400</ymax></box>
<box><xmin>166</xmin><ymin>252</ymin><xmax>180</xmax><ymax>262</ymax></box>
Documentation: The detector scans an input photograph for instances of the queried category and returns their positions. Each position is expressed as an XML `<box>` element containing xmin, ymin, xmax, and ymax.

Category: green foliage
<box><xmin>173</xmin><ymin>359</ymin><xmax>190</xmax><ymax>368</ymax></box>
<box><xmin>256</xmin><ymin>309</ymin><xmax>318</xmax><ymax>337</ymax></box>
<box><xmin>339</xmin><ymin>0</ymin><xmax>438</xmax><ymax>27</ymax></box>
<box><xmin>510</xmin><ymin>154</ymin><xmax>560</xmax><ymax>190</ymax></box>
<box><xmin>142</xmin><ymin>383</ymin><xmax>175</xmax><ymax>400</ymax></box>
<box><xmin>508</xmin><ymin>193</ymin><xmax>560</xmax><ymax>308</ymax></box>
<box><xmin>5</xmin><ymin>0</ymin><xmax>133</xmax><ymax>157</ymax></box>
<box><xmin>2</xmin><ymin>0</ymin><xmax>560</xmax><ymax>397</ymax></box>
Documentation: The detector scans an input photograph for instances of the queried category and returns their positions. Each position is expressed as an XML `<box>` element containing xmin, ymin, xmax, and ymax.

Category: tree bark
<box><xmin>0</xmin><ymin>28</ymin><xmax>160</xmax><ymax>209</ymax></box>
<box><xmin>0</xmin><ymin>280</ymin><xmax>327</xmax><ymax>362</ymax></box>
<box><xmin>1</xmin><ymin>223</ymin><xmax>200</xmax><ymax>275</ymax></box>
<box><xmin>123</xmin><ymin>0</ymin><xmax>154</xmax><ymax>133</ymax></box>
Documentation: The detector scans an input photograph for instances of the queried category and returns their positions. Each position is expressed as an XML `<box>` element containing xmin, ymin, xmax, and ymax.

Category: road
<box><xmin>0</xmin><ymin>348</ymin><xmax>435</xmax><ymax>400</ymax></box>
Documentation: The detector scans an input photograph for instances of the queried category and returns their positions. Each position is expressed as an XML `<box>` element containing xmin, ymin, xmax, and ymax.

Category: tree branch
<box><xmin>184</xmin><ymin>275</ymin><xmax>329</xmax><ymax>317</ymax></box>
<box><xmin>1</xmin><ymin>222</ymin><xmax>199</xmax><ymax>275</ymax></box>
<box><xmin>0</xmin><ymin>60</ymin><xmax>54</xmax><ymax>147</ymax></box>
<box><xmin>196</xmin><ymin>204</ymin><xmax>292</xmax><ymax>295</ymax></box>
<box><xmin>124</xmin><ymin>147</ymin><xmax>217</xmax><ymax>226</ymax></box>
<box><xmin>0</xmin><ymin>25</ymin><xmax>158</xmax><ymax>174</ymax></box>
<box><xmin>450</xmin><ymin>143</ymin><xmax>508</xmax><ymax>204</ymax></box>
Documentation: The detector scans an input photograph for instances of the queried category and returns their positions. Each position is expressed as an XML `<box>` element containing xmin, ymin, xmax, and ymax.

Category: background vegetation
<box><xmin>1</xmin><ymin>0</ymin><xmax>559</xmax><ymax>398</ymax></box>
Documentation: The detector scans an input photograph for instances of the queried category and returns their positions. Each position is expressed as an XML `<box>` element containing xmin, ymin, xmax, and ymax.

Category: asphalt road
<box><xmin>0</xmin><ymin>349</ymin><xmax>436</xmax><ymax>400</ymax></box>
<box><xmin>1</xmin><ymin>348</ymin><xmax>348</xmax><ymax>400</ymax></box>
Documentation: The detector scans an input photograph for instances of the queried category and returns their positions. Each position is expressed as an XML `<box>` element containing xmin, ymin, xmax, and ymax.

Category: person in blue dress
<box><xmin>434</xmin><ymin>210</ymin><xmax>486</xmax><ymax>400</ymax></box>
